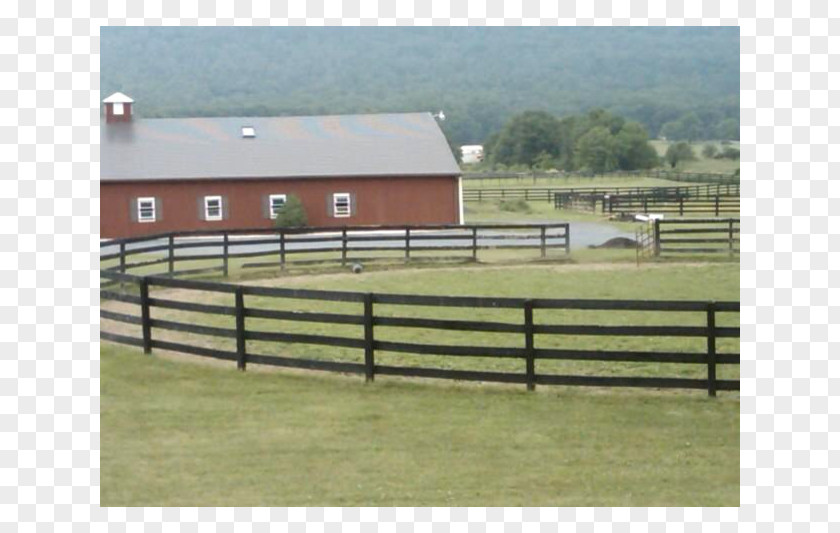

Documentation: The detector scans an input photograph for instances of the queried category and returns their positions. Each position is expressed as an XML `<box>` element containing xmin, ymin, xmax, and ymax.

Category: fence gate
<box><xmin>635</xmin><ymin>223</ymin><xmax>656</xmax><ymax>266</ymax></box>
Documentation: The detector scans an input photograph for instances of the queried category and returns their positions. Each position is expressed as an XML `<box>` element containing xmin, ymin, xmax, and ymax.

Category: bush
<box><xmin>701</xmin><ymin>144</ymin><xmax>718</xmax><ymax>158</ymax></box>
<box><xmin>273</xmin><ymin>194</ymin><xmax>308</xmax><ymax>228</ymax></box>
<box><xmin>498</xmin><ymin>198</ymin><xmax>532</xmax><ymax>213</ymax></box>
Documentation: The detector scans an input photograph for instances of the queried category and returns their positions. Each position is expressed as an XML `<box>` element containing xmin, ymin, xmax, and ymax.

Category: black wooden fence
<box><xmin>553</xmin><ymin>193</ymin><xmax>740</xmax><ymax>217</ymax></box>
<box><xmin>100</xmin><ymin>224</ymin><xmax>571</xmax><ymax>278</ymax></box>
<box><xmin>467</xmin><ymin>182</ymin><xmax>739</xmax><ymax>203</ymax></box>
<box><xmin>654</xmin><ymin>218</ymin><xmax>740</xmax><ymax>257</ymax></box>
<box><xmin>100</xmin><ymin>270</ymin><xmax>739</xmax><ymax>396</ymax></box>
<box><xmin>462</xmin><ymin>169</ymin><xmax>739</xmax><ymax>186</ymax></box>
<box><xmin>603</xmin><ymin>195</ymin><xmax>739</xmax><ymax>216</ymax></box>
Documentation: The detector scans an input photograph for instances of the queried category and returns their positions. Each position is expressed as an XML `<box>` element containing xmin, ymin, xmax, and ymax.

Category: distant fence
<box><xmin>462</xmin><ymin>169</ymin><xmax>739</xmax><ymax>186</ymax></box>
<box><xmin>100</xmin><ymin>224</ymin><xmax>571</xmax><ymax>278</ymax></box>
<box><xmin>465</xmin><ymin>182</ymin><xmax>739</xmax><ymax>203</ymax></box>
<box><xmin>605</xmin><ymin>195</ymin><xmax>739</xmax><ymax>217</ymax></box>
<box><xmin>554</xmin><ymin>191</ymin><xmax>740</xmax><ymax>217</ymax></box>
<box><xmin>100</xmin><ymin>270</ymin><xmax>740</xmax><ymax>396</ymax></box>
<box><xmin>654</xmin><ymin>218</ymin><xmax>740</xmax><ymax>257</ymax></box>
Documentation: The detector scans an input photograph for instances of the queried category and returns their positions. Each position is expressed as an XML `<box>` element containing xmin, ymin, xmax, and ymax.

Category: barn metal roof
<box><xmin>101</xmin><ymin>112</ymin><xmax>460</xmax><ymax>182</ymax></box>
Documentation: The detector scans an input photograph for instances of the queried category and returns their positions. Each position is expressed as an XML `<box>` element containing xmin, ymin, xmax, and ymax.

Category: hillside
<box><xmin>101</xmin><ymin>27</ymin><xmax>739</xmax><ymax>145</ymax></box>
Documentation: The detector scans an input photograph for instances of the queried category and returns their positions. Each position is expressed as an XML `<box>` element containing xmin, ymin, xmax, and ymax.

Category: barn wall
<box><xmin>100</xmin><ymin>175</ymin><xmax>461</xmax><ymax>239</ymax></box>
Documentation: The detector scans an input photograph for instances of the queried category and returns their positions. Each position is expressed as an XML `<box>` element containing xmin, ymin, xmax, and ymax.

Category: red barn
<box><xmin>100</xmin><ymin>93</ymin><xmax>463</xmax><ymax>239</ymax></box>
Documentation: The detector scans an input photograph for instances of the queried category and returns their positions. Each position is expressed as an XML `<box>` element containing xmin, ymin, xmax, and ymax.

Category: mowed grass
<box><xmin>102</xmin><ymin>342</ymin><xmax>739</xmax><ymax>506</ymax></box>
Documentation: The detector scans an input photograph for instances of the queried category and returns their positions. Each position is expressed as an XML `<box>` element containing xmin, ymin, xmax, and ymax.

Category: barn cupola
<box><xmin>103</xmin><ymin>92</ymin><xmax>134</xmax><ymax>123</ymax></box>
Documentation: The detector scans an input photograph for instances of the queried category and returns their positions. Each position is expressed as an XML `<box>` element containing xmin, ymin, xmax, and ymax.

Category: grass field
<box><xmin>101</xmin><ymin>219</ymin><xmax>739</xmax><ymax>506</ymax></box>
<box><xmin>102</xmin><ymin>343</ymin><xmax>739</xmax><ymax>506</ymax></box>
<box><xmin>649</xmin><ymin>140</ymin><xmax>740</xmax><ymax>174</ymax></box>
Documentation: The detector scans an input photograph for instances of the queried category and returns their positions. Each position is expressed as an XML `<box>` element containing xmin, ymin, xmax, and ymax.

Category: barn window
<box><xmin>269</xmin><ymin>194</ymin><xmax>287</xmax><ymax>218</ymax></box>
<box><xmin>204</xmin><ymin>196</ymin><xmax>223</xmax><ymax>221</ymax></box>
<box><xmin>113</xmin><ymin>103</ymin><xmax>124</xmax><ymax>115</ymax></box>
<box><xmin>333</xmin><ymin>193</ymin><xmax>351</xmax><ymax>218</ymax></box>
<box><xmin>137</xmin><ymin>197</ymin><xmax>155</xmax><ymax>222</ymax></box>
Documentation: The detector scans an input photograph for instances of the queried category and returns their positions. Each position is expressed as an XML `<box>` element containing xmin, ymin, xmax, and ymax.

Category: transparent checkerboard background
<box><xmin>2</xmin><ymin>0</ymin><xmax>835</xmax><ymax>526</ymax></box>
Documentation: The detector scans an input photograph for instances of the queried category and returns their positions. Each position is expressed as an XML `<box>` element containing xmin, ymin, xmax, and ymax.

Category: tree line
<box><xmin>483</xmin><ymin>109</ymin><xmax>659</xmax><ymax>172</ymax></box>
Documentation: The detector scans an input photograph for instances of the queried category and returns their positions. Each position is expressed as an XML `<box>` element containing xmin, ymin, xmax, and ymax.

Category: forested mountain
<box><xmin>101</xmin><ymin>27</ymin><xmax>739</xmax><ymax>146</ymax></box>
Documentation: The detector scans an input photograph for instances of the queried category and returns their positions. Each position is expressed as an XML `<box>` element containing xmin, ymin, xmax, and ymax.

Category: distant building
<box><xmin>460</xmin><ymin>145</ymin><xmax>484</xmax><ymax>164</ymax></box>
<box><xmin>100</xmin><ymin>93</ymin><xmax>463</xmax><ymax>239</ymax></box>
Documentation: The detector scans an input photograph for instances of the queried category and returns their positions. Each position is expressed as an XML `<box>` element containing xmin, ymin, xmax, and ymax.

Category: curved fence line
<box><xmin>100</xmin><ymin>224</ymin><xmax>572</xmax><ymax>278</ymax></box>
<box><xmin>99</xmin><ymin>246</ymin><xmax>740</xmax><ymax>396</ymax></box>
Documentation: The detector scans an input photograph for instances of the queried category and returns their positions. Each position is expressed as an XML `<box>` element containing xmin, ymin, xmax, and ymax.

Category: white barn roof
<box><xmin>103</xmin><ymin>92</ymin><xmax>135</xmax><ymax>104</ymax></box>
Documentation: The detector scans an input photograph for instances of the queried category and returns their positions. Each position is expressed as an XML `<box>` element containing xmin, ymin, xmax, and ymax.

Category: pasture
<box><xmin>101</xmin><ymin>183</ymin><xmax>740</xmax><ymax>506</ymax></box>
<box><xmin>101</xmin><ymin>261</ymin><xmax>739</xmax><ymax>506</ymax></box>
<box><xmin>102</xmin><ymin>341</ymin><xmax>738</xmax><ymax>507</ymax></box>
<box><xmin>649</xmin><ymin>140</ymin><xmax>740</xmax><ymax>174</ymax></box>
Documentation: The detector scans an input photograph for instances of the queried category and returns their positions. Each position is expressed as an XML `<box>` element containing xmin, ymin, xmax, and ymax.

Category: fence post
<box><xmin>524</xmin><ymin>299</ymin><xmax>535</xmax><ymax>391</ymax></box>
<box><xmin>715</xmin><ymin>196</ymin><xmax>720</xmax><ymax>216</ymax></box>
<box><xmin>706</xmin><ymin>303</ymin><xmax>717</xmax><ymax>397</ymax></box>
<box><xmin>341</xmin><ymin>228</ymin><xmax>348</xmax><ymax>266</ymax></box>
<box><xmin>539</xmin><ymin>226</ymin><xmax>547</xmax><ymax>258</ymax></box>
<box><xmin>405</xmin><ymin>227</ymin><xmax>411</xmax><ymax>262</ymax></box>
<box><xmin>279</xmin><ymin>230</ymin><xmax>286</xmax><ymax>270</ymax></box>
<box><xmin>363</xmin><ymin>293</ymin><xmax>375</xmax><ymax>382</ymax></box>
<box><xmin>643</xmin><ymin>196</ymin><xmax>648</xmax><ymax>213</ymax></box>
<box><xmin>119</xmin><ymin>242</ymin><xmax>126</xmax><ymax>292</ymax></box>
<box><xmin>728</xmin><ymin>220</ymin><xmax>734</xmax><ymax>258</ymax></box>
<box><xmin>139</xmin><ymin>277</ymin><xmax>151</xmax><ymax>355</ymax></box>
<box><xmin>235</xmin><ymin>287</ymin><xmax>247</xmax><ymax>371</ymax></box>
<box><xmin>679</xmin><ymin>196</ymin><xmax>684</xmax><ymax>216</ymax></box>
<box><xmin>564</xmin><ymin>223</ymin><xmax>570</xmax><ymax>255</ymax></box>
<box><xmin>471</xmin><ymin>227</ymin><xmax>478</xmax><ymax>262</ymax></box>
<box><xmin>168</xmin><ymin>235</ymin><xmax>175</xmax><ymax>276</ymax></box>
<box><xmin>653</xmin><ymin>220</ymin><xmax>661</xmax><ymax>257</ymax></box>
<box><xmin>222</xmin><ymin>232</ymin><xmax>229</xmax><ymax>277</ymax></box>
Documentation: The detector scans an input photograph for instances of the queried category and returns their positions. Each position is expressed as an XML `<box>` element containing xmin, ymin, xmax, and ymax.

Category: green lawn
<box><xmin>101</xmin><ymin>343</ymin><xmax>739</xmax><ymax>506</ymax></box>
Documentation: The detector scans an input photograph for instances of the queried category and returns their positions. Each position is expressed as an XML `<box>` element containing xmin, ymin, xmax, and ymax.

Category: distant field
<box><xmin>649</xmin><ymin>140</ymin><xmax>740</xmax><ymax>174</ymax></box>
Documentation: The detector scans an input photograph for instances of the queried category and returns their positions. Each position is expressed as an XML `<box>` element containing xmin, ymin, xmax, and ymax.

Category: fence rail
<box><xmin>100</xmin><ymin>269</ymin><xmax>740</xmax><ymax>396</ymax></box>
<box><xmin>654</xmin><ymin>218</ymin><xmax>740</xmax><ymax>257</ymax></box>
<box><xmin>465</xmin><ymin>182</ymin><xmax>739</xmax><ymax>203</ymax></box>
<box><xmin>101</xmin><ymin>224</ymin><xmax>571</xmax><ymax>278</ymax></box>
<box><xmin>554</xmin><ymin>191</ymin><xmax>740</xmax><ymax>217</ymax></box>
<box><xmin>462</xmin><ymin>169</ymin><xmax>739</xmax><ymax>186</ymax></box>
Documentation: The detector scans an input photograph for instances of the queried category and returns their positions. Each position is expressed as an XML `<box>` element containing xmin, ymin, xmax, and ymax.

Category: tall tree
<box><xmin>575</xmin><ymin>126</ymin><xmax>618</xmax><ymax>172</ymax></box>
<box><xmin>664</xmin><ymin>142</ymin><xmax>696</xmax><ymax>168</ymax></box>
<box><xmin>614</xmin><ymin>122</ymin><xmax>659</xmax><ymax>170</ymax></box>
<box><xmin>487</xmin><ymin>111</ymin><xmax>563</xmax><ymax>167</ymax></box>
